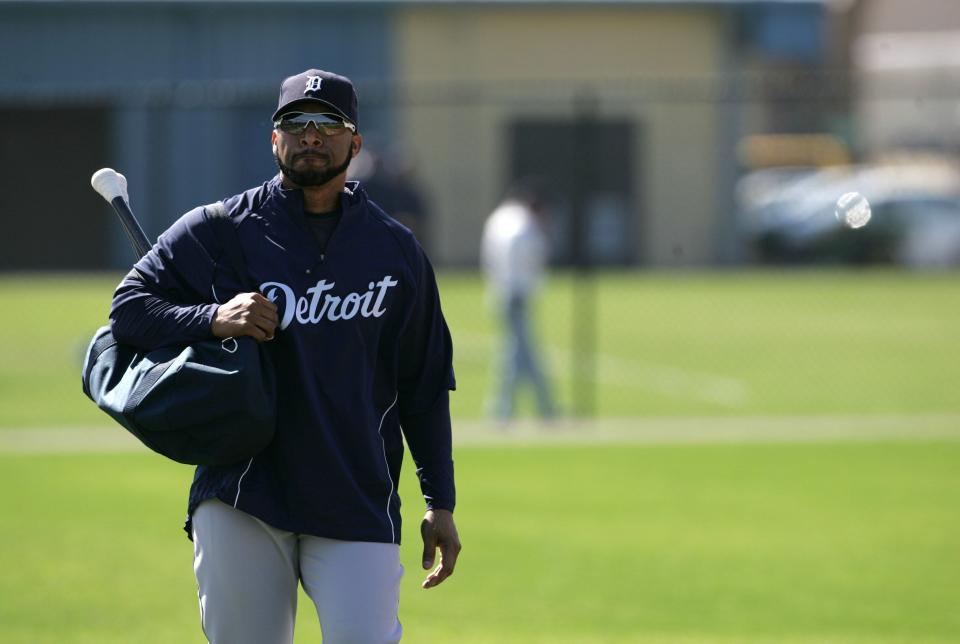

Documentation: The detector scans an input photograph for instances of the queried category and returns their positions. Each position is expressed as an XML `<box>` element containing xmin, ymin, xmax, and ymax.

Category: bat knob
<box><xmin>91</xmin><ymin>168</ymin><xmax>128</xmax><ymax>203</ymax></box>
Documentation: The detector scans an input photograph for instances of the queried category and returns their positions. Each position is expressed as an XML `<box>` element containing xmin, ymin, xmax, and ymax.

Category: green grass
<box><xmin>2</xmin><ymin>269</ymin><xmax>959</xmax><ymax>426</ymax></box>
<box><xmin>1</xmin><ymin>442</ymin><xmax>957</xmax><ymax>643</ymax></box>
<box><xmin>1</xmin><ymin>270</ymin><xmax>959</xmax><ymax>642</ymax></box>
<box><xmin>0</xmin><ymin>273</ymin><xmax>119</xmax><ymax>428</ymax></box>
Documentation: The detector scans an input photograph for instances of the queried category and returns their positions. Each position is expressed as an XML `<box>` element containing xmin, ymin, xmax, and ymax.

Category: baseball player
<box><xmin>109</xmin><ymin>69</ymin><xmax>460</xmax><ymax>643</ymax></box>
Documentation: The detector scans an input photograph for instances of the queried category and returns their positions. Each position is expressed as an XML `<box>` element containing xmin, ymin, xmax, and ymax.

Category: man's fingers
<box><xmin>250</xmin><ymin>307</ymin><xmax>279</xmax><ymax>327</ymax></box>
<box><xmin>230</xmin><ymin>316</ymin><xmax>273</xmax><ymax>341</ymax></box>
<box><xmin>440</xmin><ymin>541</ymin><xmax>460</xmax><ymax>575</ymax></box>
<box><xmin>421</xmin><ymin>520</ymin><xmax>437</xmax><ymax>569</ymax></box>
<box><xmin>250</xmin><ymin>295</ymin><xmax>280</xmax><ymax>324</ymax></box>
<box><xmin>212</xmin><ymin>291</ymin><xmax>281</xmax><ymax>340</ymax></box>
<box><xmin>252</xmin><ymin>317</ymin><xmax>279</xmax><ymax>342</ymax></box>
<box><xmin>250</xmin><ymin>292</ymin><xmax>278</xmax><ymax>309</ymax></box>
<box><xmin>419</xmin><ymin>509</ymin><xmax>461</xmax><ymax>589</ymax></box>
<box><xmin>422</xmin><ymin>563</ymin><xmax>442</xmax><ymax>588</ymax></box>
<box><xmin>240</xmin><ymin>323</ymin><xmax>269</xmax><ymax>342</ymax></box>
<box><xmin>219</xmin><ymin>318</ymin><xmax>276</xmax><ymax>342</ymax></box>
<box><xmin>422</xmin><ymin>539</ymin><xmax>460</xmax><ymax>588</ymax></box>
<box><xmin>421</xmin><ymin>561</ymin><xmax>453</xmax><ymax>589</ymax></box>
<box><xmin>421</xmin><ymin>565</ymin><xmax>442</xmax><ymax>588</ymax></box>
<box><xmin>251</xmin><ymin>313</ymin><xmax>278</xmax><ymax>334</ymax></box>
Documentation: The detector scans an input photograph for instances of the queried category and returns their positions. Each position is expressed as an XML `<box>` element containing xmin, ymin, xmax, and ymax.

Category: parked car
<box><xmin>736</xmin><ymin>161</ymin><xmax>960</xmax><ymax>267</ymax></box>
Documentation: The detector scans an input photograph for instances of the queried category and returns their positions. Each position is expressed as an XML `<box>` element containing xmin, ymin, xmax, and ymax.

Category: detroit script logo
<box><xmin>261</xmin><ymin>275</ymin><xmax>399</xmax><ymax>329</ymax></box>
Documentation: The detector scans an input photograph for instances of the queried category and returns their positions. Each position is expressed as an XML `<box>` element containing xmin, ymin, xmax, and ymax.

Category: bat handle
<box><xmin>111</xmin><ymin>196</ymin><xmax>153</xmax><ymax>259</ymax></box>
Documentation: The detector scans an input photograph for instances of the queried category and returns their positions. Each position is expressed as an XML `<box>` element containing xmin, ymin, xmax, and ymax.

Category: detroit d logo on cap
<box><xmin>304</xmin><ymin>75</ymin><xmax>322</xmax><ymax>93</ymax></box>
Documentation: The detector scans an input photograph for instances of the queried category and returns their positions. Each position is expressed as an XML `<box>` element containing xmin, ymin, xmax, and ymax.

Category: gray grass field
<box><xmin>0</xmin><ymin>270</ymin><xmax>958</xmax><ymax>642</ymax></box>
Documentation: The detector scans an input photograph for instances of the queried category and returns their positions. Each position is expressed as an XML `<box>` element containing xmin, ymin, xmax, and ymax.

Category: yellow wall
<box><xmin>394</xmin><ymin>5</ymin><xmax>728</xmax><ymax>265</ymax></box>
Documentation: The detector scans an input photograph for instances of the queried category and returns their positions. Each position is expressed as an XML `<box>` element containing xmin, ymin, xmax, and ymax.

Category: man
<box><xmin>480</xmin><ymin>180</ymin><xmax>557</xmax><ymax>421</ymax></box>
<box><xmin>109</xmin><ymin>69</ymin><xmax>460</xmax><ymax>643</ymax></box>
<box><xmin>358</xmin><ymin>148</ymin><xmax>432</xmax><ymax>253</ymax></box>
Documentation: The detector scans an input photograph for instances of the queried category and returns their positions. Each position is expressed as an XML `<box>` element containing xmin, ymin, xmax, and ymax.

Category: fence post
<box><xmin>570</xmin><ymin>88</ymin><xmax>599</xmax><ymax>418</ymax></box>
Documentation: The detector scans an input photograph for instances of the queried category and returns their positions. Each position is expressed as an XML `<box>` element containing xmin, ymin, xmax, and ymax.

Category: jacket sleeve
<box><xmin>109</xmin><ymin>206</ymin><xmax>223</xmax><ymax>351</ymax></box>
<box><xmin>397</xmin><ymin>243</ymin><xmax>457</xmax><ymax>512</ymax></box>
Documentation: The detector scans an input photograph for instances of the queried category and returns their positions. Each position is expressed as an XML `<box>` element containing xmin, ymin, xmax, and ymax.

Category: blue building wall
<box><xmin>0</xmin><ymin>1</ymin><xmax>395</xmax><ymax>266</ymax></box>
<box><xmin>0</xmin><ymin>0</ymin><xmax>828</xmax><ymax>269</ymax></box>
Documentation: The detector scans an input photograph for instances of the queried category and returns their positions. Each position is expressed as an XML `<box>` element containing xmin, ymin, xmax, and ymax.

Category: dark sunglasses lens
<box><xmin>277</xmin><ymin>114</ymin><xmax>350</xmax><ymax>136</ymax></box>
<box><xmin>278</xmin><ymin>120</ymin><xmax>306</xmax><ymax>134</ymax></box>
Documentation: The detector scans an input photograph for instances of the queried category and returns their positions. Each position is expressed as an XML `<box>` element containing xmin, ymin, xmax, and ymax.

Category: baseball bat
<box><xmin>90</xmin><ymin>168</ymin><xmax>152</xmax><ymax>259</ymax></box>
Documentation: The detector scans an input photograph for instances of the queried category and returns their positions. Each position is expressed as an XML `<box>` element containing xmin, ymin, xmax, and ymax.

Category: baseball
<box><xmin>835</xmin><ymin>192</ymin><xmax>872</xmax><ymax>229</ymax></box>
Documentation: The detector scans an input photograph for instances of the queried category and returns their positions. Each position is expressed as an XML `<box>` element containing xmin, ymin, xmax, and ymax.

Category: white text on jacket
<box><xmin>261</xmin><ymin>276</ymin><xmax>399</xmax><ymax>329</ymax></box>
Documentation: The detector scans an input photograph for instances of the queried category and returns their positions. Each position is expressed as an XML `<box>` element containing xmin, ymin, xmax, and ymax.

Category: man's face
<box><xmin>272</xmin><ymin>108</ymin><xmax>361</xmax><ymax>188</ymax></box>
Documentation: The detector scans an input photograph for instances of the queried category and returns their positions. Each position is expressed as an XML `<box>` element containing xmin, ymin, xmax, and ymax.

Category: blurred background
<box><xmin>3</xmin><ymin>0</ymin><xmax>959</xmax><ymax>417</ymax></box>
<box><xmin>1</xmin><ymin>1</ymin><xmax>959</xmax><ymax>642</ymax></box>
<box><xmin>4</xmin><ymin>0</ymin><xmax>960</xmax><ymax>271</ymax></box>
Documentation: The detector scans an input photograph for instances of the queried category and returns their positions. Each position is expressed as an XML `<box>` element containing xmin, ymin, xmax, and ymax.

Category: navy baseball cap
<box><xmin>272</xmin><ymin>69</ymin><xmax>359</xmax><ymax>129</ymax></box>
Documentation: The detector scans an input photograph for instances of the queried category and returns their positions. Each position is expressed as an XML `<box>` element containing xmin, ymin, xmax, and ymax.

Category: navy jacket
<box><xmin>110</xmin><ymin>176</ymin><xmax>456</xmax><ymax>544</ymax></box>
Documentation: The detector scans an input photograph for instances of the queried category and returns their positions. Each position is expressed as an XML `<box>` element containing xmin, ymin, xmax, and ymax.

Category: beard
<box><xmin>275</xmin><ymin>147</ymin><xmax>353</xmax><ymax>188</ymax></box>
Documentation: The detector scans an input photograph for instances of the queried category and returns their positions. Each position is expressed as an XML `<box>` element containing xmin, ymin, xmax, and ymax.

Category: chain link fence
<box><xmin>3</xmin><ymin>71</ymin><xmax>959</xmax><ymax>420</ymax></box>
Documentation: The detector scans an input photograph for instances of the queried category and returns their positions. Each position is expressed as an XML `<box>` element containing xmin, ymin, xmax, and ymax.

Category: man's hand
<box><xmin>211</xmin><ymin>292</ymin><xmax>279</xmax><ymax>342</ymax></box>
<box><xmin>420</xmin><ymin>509</ymin><xmax>461</xmax><ymax>589</ymax></box>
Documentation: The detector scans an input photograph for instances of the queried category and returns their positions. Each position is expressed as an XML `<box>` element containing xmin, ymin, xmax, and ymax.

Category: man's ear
<box><xmin>271</xmin><ymin>129</ymin><xmax>278</xmax><ymax>153</ymax></box>
<box><xmin>352</xmin><ymin>134</ymin><xmax>363</xmax><ymax>158</ymax></box>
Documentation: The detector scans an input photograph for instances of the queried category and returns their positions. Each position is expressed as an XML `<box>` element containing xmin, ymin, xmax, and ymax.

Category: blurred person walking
<box><xmin>108</xmin><ymin>69</ymin><xmax>460</xmax><ymax>644</ymax></box>
<box><xmin>481</xmin><ymin>180</ymin><xmax>557</xmax><ymax>421</ymax></box>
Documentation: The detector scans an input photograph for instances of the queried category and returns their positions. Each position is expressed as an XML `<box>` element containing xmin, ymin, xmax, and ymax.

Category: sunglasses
<box><xmin>274</xmin><ymin>112</ymin><xmax>357</xmax><ymax>137</ymax></box>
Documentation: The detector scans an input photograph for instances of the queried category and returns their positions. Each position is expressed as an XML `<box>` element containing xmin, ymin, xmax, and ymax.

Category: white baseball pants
<box><xmin>191</xmin><ymin>499</ymin><xmax>403</xmax><ymax>644</ymax></box>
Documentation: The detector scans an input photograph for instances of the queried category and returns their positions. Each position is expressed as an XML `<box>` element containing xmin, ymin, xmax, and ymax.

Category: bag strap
<box><xmin>205</xmin><ymin>201</ymin><xmax>257</xmax><ymax>293</ymax></box>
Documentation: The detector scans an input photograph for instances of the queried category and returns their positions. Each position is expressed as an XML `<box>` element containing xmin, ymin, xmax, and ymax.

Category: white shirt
<box><xmin>480</xmin><ymin>200</ymin><xmax>548</xmax><ymax>300</ymax></box>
